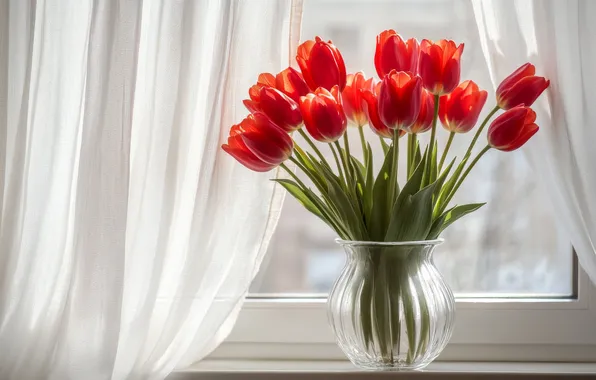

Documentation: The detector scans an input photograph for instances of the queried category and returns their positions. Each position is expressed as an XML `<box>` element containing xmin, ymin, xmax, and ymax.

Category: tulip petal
<box><xmin>258</xmin><ymin>87</ymin><xmax>302</xmax><ymax>132</ymax></box>
<box><xmin>496</xmin><ymin>63</ymin><xmax>536</xmax><ymax>95</ymax></box>
<box><xmin>241</xmin><ymin>114</ymin><xmax>293</xmax><ymax>164</ymax></box>
<box><xmin>500</xmin><ymin>123</ymin><xmax>538</xmax><ymax>151</ymax></box>
<box><xmin>296</xmin><ymin>55</ymin><xmax>316</xmax><ymax>91</ymax></box>
<box><xmin>243</xmin><ymin>99</ymin><xmax>260</xmax><ymax>114</ymax></box>
<box><xmin>301</xmin><ymin>90</ymin><xmax>346</xmax><ymax>142</ymax></box>
<box><xmin>362</xmin><ymin>90</ymin><xmax>392</xmax><ymax>138</ymax></box>
<box><xmin>419</xmin><ymin>46</ymin><xmax>443</xmax><ymax>94</ymax></box>
<box><xmin>441</xmin><ymin>58</ymin><xmax>462</xmax><ymax>94</ymax></box>
<box><xmin>498</xmin><ymin>76</ymin><xmax>550</xmax><ymax>109</ymax></box>
<box><xmin>276</xmin><ymin>67</ymin><xmax>309</xmax><ymax>103</ymax></box>
<box><xmin>309</xmin><ymin>42</ymin><xmax>342</xmax><ymax>91</ymax></box>
<box><xmin>222</xmin><ymin>137</ymin><xmax>274</xmax><ymax>172</ymax></box>
<box><xmin>297</xmin><ymin>40</ymin><xmax>315</xmax><ymax>62</ymax></box>
<box><xmin>487</xmin><ymin>106</ymin><xmax>529</xmax><ymax>148</ymax></box>
<box><xmin>257</xmin><ymin>73</ymin><xmax>276</xmax><ymax>87</ymax></box>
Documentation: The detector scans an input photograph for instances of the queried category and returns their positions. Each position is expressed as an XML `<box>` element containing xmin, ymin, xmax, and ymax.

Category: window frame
<box><xmin>210</xmin><ymin>265</ymin><xmax>596</xmax><ymax>362</ymax></box>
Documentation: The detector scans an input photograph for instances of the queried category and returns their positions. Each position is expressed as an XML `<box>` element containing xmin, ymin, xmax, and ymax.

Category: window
<box><xmin>211</xmin><ymin>0</ymin><xmax>596</xmax><ymax>363</ymax></box>
<box><xmin>250</xmin><ymin>0</ymin><xmax>572</xmax><ymax>296</ymax></box>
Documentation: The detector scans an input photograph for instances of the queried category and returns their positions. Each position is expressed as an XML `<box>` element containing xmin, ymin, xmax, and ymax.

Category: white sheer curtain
<box><xmin>0</xmin><ymin>1</ymin><xmax>302</xmax><ymax>379</ymax></box>
<box><xmin>472</xmin><ymin>0</ymin><xmax>596</xmax><ymax>284</ymax></box>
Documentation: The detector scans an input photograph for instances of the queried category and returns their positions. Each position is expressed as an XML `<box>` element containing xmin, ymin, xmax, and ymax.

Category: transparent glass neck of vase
<box><xmin>335</xmin><ymin>238</ymin><xmax>444</xmax><ymax>248</ymax></box>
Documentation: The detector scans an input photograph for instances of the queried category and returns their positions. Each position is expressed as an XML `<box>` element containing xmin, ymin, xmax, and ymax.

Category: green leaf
<box><xmin>349</xmin><ymin>155</ymin><xmax>367</xmax><ymax>220</ymax></box>
<box><xmin>293</xmin><ymin>145</ymin><xmax>328</xmax><ymax>192</ymax></box>
<box><xmin>413</xmin><ymin>140</ymin><xmax>421</xmax><ymax>171</ymax></box>
<box><xmin>433</xmin><ymin>157</ymin><xmax>456</xmax><ymax>203</ymax></box>
<box><xmin>430</xmin><ymin>140</ymin><xmax>439</xmax><ymax>183</ymax></box>
<box><xmin>364</xmin><ymin>143</ymin><xmax>374</xmax><ymax>225</ymax></box>
<box><xmin>393</xmin><ymin>151</ymin><xmax>427</xmax><ymax>211</ymax></box>
<box><xmin>384</xmin><ymin>152</ymin><xmax>436</xmax><ymax>241</ymax></box>
<box><xmin>351</xmin><ymin>155</ymin><xmax>366</xmax><ymax>178</ymax></box>
<box><xmin>350</xmin><ymin>156</ymin><xmax>366</xmax><ymax>193</ymax></box>
<box><xmin>272</xmin><ymin>179</ymin><xmax>323</xmax><ymax>219</ymax></box>
<box><xmin>369</xmin><ymin>145</ymin><xmax>394</xmax><ymax>241</ymax></box>
<box><xmin>434</xmin><ymin>156</ymin><xmax>469</xmax><ymax>215</ymax></box>
<box><xmin>275</xmin><ymin>173</ymin><xmax>350</xmax><ymax>239</ymax></box>
<box><xmin>427</xmin><ymin>202</ymin><xmax>486</xmax><ymax>239</ymax></box>
<box><xmin>272</xmin><ymin>178</ymin><xmax>349</xmax><ymax>238</ymax></box>
<box><xmin>379</xmin><ymin>136</ymin><xmax>390</xmax><ymax>155</ymax></box>
<box><xmin>384</xmin><ymin>181</ymin><xmax>436</xmax><ymax>241</ymax></box>
<box><xmin>319</xmin><ymin>163</ymin><xmax>367</xmax><ymax>240</ymax></box>
<box><xmin>303</xmin><ymin>187</ymin><xmax>351</xmax><ymax>239</ymax></box>
<box><xmin>306</xmin><ymin>151</ymin><xmax>332</xmax><ymax>172</ymax></box>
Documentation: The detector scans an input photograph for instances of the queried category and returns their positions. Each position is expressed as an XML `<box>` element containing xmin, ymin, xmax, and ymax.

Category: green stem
<box><xmin>393</xmin><ymin>130</ymin><xmax>400</xmax><ymax>181</ymax></box>
<box><xmin>438</xmin><ymin>131</ymin><xmax>455</xmax><ymax>172</ymax></box>
<box><xmin>342</xmin><ymin>132</ymin><xmax>355</xmax><ymax>184</ymax></box>
<box><xmin>328</xmin><ymin>142</ymin><xmax>345</xmax><ymax>183</ymax></box>
<box><xmin>334</xmin><ymin>140</ymin><xmax>352</xmax><ymax>187</ymax></box>
<box><xmin>407</xmin><ymin>133</ymin><xmax>413</xmax><ymax>178</ymax></box>
<box><xmin>464</xmin><ymin>105</ymin><xmax>499</xmax><ymax>160</ymax></box>
<box><xmin>280</xmin><ymin>162</ymin><xmax>308</xmax><ymax>189</ymax></box>
<box><xmin>358</xmin><ymin>125</ymin><xmax>367</xmax><ymax>160</ymax></box>
<box><xmin>387</xmin><ymin>129</ymin><xmax>400</xmax><ymax>211</ymax></box>
<box><xmin>424</xmin><ymin>95</ymin><xmax>440</xmax><ymax>185</ymax></box>
<box><xmin>288</xmin><ymin>155</ymin><xmax>324</xmax><ymax>190</ymax></box>
<box><xmin>443</xmin><ymin>145</ymin><xmax>491</xmax><ymax>208</ymax></box>
<box><xmin>298</xmin><ymin>128</ymin><xmax>329</xmax><ymax>167</ymax></box>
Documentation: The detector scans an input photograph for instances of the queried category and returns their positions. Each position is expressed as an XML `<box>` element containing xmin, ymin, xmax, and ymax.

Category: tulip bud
<box><xmin>496</xmin><ymin>63</ymin><xmax>550</xmax><ymax>110</ymax></box>
<box><xmin>374</xmin><ymin>29</ymin><xmax>419</xmax><ymax>78</ymax></box>
<box><xmin>248</xmin><ymin>73</ymin><xmax>276</xmax><ymax>101</ymax></box>
<box><xmin>439</xmin><ymin>80</ymin><xmax>488</xmax><ymax>133</ymax></box>
<box><xmin>297</xmin><ymin>37</ymin><xmax>347</xmax><ymax>91</ymax></box>
<box><xmin>378</xmin><ymin>70</ymin><xmax>422</xmax><ymax>130</ymax></box>
<box><xmin>243</xmin><ymin>87</ymin><xmax>302</xmax><ymax>132</ymax></box>
<box><xmin>275</xmin><ymin>67</ymin><xmax>310</xmax><ymax>103</ymax></box>
<box><xmin>361</xmin><ymin>83</ymin><xmax>405</xmax><ymax>139</ymax></box>
<box><xmin>299</xmin><ymin>86</ymin><xmax>347</xmax><ymax>142</ymax></box>
<box><xmin>487</xmin><ymin>106</ymin><xmax>538</xmax><ymax>151</ymax></box>
<box><xmin>342</xmin><ymin>72</ymin><xmax>374</xmax><ymax>127</ymax></box>
<box><xmin>406</xmin><ymin>89</ymin><xmax>435</xmax><ymax>134</ymax></box>
<box><xmin>419</xmin><ymin>39</ymin><xmax>464</xmax><ymax>95</ymax></box>
<box><xmin>222</xmin><ymin>113</ymin><xmax>294</xmax><ymax>172</ymax></box>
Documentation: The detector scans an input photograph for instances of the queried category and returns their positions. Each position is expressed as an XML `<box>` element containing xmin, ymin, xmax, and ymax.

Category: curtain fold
<box><xmin>0</xmin><ymin>0</ymin><xmax>303</xmax><ymax>379</ymax></box>
<box><xmin>472</xmin><ymin>0</ymin><xmax>596</xmax><ymax>284</ymax></box>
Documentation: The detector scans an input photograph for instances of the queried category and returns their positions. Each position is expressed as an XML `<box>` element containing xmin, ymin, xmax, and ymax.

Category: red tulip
<box><xmin>222</xmin><ymin>113</ymin><xmax>293</xmax><ymax>172</ymax></box>
<box><xmin>404</xmin><ymin>89</ymin><xmax>435</xmax><ymax>134</ymax></box>
<box><xmin>243</xmin><ymin>86</ymin><xmax>302</xmax><ymax>132</ymax></box>
<box><xmin>374</xmin><ymin>30</ymin><xmax>419</xmax><ymax>78</ymax></box>
<box><xmin>297</xmin><ymin>37</ymin><xmax>347</xmax><ymax>91</ymax></box>
<box><xmin>342</xmin><ymin>72</ymin><xmax>374</xmax><ymax>127</ymax></box>
<box><xmin>487</xmin><ymin>106</ymin><xmax>538</xmax><ymax>151</ymax></box>
<box><xmin>248</xmin><ymin>73</ymin><xmax>276</xmax><ymax>100</ymax></box>
<box><xmin>361</xmin><ymin>83</ymin><xmax>405</xmax><ymax>139</ymax></box>
<box><xmin>439</xmin><ymin>80</ymin><xmax>488</xmax><ymax>133</ymax></box>
<box><xmin>275</xmin><ymin>67</ymin><xmax>310</xmax><ymax>103</ymax></box>
<box><xmin>299</xmin><ymin>86</ymin><xmax>347</xmax><ymax>142</ymax></box>
<box><xmin>378</xmin><ymin>70</ymin><xmax>422</xmax><ymax>130</ymax></box>
<box><xmin>419</xmin><ymin>39</ymin><xmax>464</xmax><ymax>95</ymax></box>
<box><xmin>496</xmin><ymin>63</ymin><xmax>550</xmax><ymax>110</ymax></box>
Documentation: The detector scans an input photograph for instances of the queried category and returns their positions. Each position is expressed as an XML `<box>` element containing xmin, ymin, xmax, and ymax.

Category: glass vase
<box><xmin>327</xmin><ymin>239</ymin><xmax>455</xmax><ymax>370</ymax></box>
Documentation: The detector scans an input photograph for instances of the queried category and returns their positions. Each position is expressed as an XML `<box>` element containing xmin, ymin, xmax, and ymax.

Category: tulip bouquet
<box><xmin>222</xmin><ymin>31</ymin><xmax>549</xmax><ymax>364</ymax></box>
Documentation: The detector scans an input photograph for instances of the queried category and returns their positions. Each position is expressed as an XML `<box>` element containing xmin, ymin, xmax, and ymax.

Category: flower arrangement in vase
<box><xmin>222</xmin><ymin>30</ymin><xmax>549</xmax><ymax>370</ymax></box>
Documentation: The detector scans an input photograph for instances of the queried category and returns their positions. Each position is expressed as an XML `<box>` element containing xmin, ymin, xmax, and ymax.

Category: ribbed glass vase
<box><xmin>327</xmin><ymin>239</ymin><xmax>455</xmax><ymax>370</ymax></box>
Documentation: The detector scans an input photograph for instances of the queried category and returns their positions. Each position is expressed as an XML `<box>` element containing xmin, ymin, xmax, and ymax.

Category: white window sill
<box><xmin>168</xmin><ymin>360</ymin><xmax>596</xmax><ymax>379</ymax></box>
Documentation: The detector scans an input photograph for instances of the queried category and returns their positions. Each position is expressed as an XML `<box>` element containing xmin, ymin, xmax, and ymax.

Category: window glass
<box><xmin>249</xmin><ymin>0</ymin><xmax>572</xmax><ymax>296</ymax></box>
